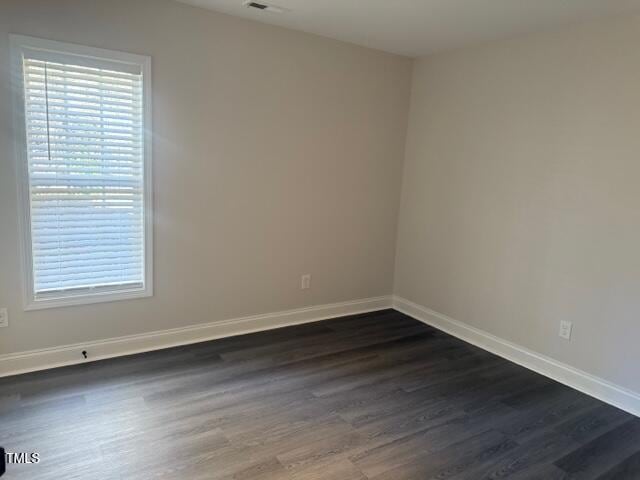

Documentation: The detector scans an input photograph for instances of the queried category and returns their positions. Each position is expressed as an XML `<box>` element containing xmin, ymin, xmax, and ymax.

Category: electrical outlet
<box><xmin>301</xmin><ymin>274</ymin><xmax>311</xmax><ymax>290</ymax></box>
<box><xmin>559</xmin><ymin>320</ymin><xmax>572</xmax><ymax>340</ymax></box>
<box><xmin>0</xmin><ymin>308</ymin><xmax>8</xmax><ymax>328</ymax></box>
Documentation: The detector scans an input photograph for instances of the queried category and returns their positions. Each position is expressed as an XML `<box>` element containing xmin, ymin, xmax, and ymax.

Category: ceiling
<box><xmin>176</xmin><ymin>0</ymin><xmax>640</xmax><ymax>57</ymax></box>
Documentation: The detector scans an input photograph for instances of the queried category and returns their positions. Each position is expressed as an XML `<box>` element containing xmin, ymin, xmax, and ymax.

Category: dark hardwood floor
<box><xmin>1</xmin><ymin>310</ymin><xmax>638</xmax><ymax>479</ymax></box>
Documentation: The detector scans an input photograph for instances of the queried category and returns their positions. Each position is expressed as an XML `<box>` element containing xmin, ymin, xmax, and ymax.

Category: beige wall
<box><xmin>0</xmin><ymin>0</ymin><xmax>412</xmax><ymax>355</ymax></box>
<box><xmin>3</xmin><ymin>0</ymin><xmax>638</xmax><ymax>397</ymax></box>
<box><xmin>395</xmin><ymin>16</ymin><xmax>640</xmax><ymax>393</ymax></box>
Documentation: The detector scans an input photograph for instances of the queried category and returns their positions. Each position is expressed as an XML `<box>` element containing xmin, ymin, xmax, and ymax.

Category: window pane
<box><xmin>23</xmin><ymin>58</ymin><xmax>145</xmax><ymax>295</ymax></box>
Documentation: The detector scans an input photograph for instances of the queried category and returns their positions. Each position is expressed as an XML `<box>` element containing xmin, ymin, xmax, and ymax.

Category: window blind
<box><xmin>22</xmin><ymin>56</ymin><xmax>146</xmax><ymax>296</ymax></box>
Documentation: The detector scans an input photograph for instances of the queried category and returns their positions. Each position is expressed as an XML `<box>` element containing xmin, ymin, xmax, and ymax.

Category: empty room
<box><xmin>1</xmin><ymin>0</ymin><xmax>640</xmax><ymax>478</ymax></box>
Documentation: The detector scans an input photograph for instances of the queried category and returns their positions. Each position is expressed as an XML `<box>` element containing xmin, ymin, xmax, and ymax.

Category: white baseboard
<box><xmin>393</xmin><ymin>295</ymin><xmax>640</xmax><ymax>418</ymax></box>
<box><xmin>6</xmin><ymin>293</ymin><xmax>638</xmax><ymax>418</ymax></box>
<box><xmin>0</xmin><ymin>295</ymin><xmax>392</xmax><ymax>378</ymax></box>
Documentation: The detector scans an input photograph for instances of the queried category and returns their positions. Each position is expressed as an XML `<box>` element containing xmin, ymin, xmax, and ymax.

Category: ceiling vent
<box><xmin>243</xmin><ymin>1</ymin><xmax>287</xmax><ymax>13</ymax></box>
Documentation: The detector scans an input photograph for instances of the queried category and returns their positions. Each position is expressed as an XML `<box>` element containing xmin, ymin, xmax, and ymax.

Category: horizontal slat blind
<box><xmin>23</xmin><ymin>57</ymin><xmax>145</xmax><ymax>294</ymax></box>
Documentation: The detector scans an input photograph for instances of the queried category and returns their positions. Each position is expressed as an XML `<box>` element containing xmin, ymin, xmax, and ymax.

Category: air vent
<box><xmin>242</xmin><ymin>0</ymin><xmax>287</xmax><ymax>13</ymax></box>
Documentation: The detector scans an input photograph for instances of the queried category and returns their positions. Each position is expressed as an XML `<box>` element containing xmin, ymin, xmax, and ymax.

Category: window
<box><xmin>11</xmin><ymin>35</ymin><xmax>152</xmax><ymax>309</ymax></box>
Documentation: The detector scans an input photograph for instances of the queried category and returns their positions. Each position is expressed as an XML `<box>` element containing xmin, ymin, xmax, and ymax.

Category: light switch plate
<box><xmin>0</xmin><ymin>308</ymin><xmax>8</xmax><ymax>328</ymax></box>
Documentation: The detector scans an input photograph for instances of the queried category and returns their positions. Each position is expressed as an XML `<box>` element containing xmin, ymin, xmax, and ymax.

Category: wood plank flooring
<box><xmin>1</xmin><ymin>310</ymin><xmax>638</xmax><ymax>479</ymax></box>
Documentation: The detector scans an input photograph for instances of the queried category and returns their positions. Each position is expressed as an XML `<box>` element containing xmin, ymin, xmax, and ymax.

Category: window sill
<box><xmin>24</xmin><ymin>285</ymin><xmax>153</xmax><ymax>311</ymax></box>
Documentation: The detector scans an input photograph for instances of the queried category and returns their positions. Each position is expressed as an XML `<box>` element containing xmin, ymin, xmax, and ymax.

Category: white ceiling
<box><xmin>177</xmin><ymin>0</ymin><xmax>640</xmax><ymax>57</ymax></box>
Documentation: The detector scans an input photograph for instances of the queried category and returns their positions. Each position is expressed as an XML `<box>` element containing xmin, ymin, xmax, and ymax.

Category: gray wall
<box><xmin>3</xmin><ymin>0</ymin><xmax>639</xmax><ymax>399</ymax></box>
<box><xmin>0</xmin><ymin>0</ymin><xmax>412</xmax><ymax>354</ymax></box>
<box><xmin>395</xmin><ymin>16</ymin><xmax>640</xmax><ymax>393</ymax></box>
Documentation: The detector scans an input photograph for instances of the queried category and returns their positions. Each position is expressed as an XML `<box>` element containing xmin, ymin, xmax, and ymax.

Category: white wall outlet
<box><xmin>301</xmin><ymin>274</ymin><xmax>311</xmax><ymax>290</ymax></box>
<box><xmin>0</xmin><ymin>308</ymin><xmax>8</xmax><ymax>328</ymax></box>
<box><xmin>559</xmin><ymin>320</ymin><xmax>572</xmax><ymax>340</ymax></box>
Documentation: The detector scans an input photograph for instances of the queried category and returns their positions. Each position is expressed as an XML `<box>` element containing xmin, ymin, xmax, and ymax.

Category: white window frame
<box><xmin>10</xmin><ymin>35</ymin><xmax>153</xmax><ymax>310</ymax></box>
